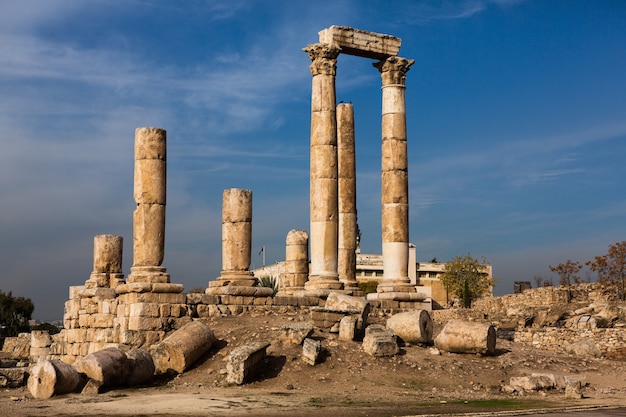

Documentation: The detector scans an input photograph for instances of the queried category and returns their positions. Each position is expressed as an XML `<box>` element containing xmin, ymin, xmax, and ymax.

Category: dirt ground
<box><xmin>3</xmin><ymin>313</ymin><xmax>626</xmax><ymax>416</ymax></box>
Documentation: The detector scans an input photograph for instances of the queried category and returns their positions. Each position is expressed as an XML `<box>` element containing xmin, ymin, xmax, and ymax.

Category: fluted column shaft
<box><xmin>374</xmin><ymin>57</ymin><xmax>414</xmax><ymax>289</ymax></box>
<box><xmin>303</xmin><ymin>43</ymin><xmax>343</xmax><ymax>291</ymax></box>
<box><xmin>337</xmin><ymin>103</ymin><xmax>358</xmax><ymax>290</ymax></box>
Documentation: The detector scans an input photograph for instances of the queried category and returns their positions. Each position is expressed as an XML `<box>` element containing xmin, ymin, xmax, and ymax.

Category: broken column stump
<box><xmin>434</xmin><ymin>319</ymin><xmax>496</xmax><ymax>355</ymax></box>
<box><xmin>28</xmin><ymin>358</ymin><xmax>82</xmax><ymax>399</ymax></box>
<box><xmin>386</xmin><ymin>310</ymin><xmax>433</xmax><ymax>344</ymax></box>
<box><xmin>226</xmin><ymin>341</ymin><xmax>271</xmax><ymax>385</ymax></box>
<box><xmin>151</xmin><ymin>320</ymin><xmax>216</xmax><ymax>374</ymax></box>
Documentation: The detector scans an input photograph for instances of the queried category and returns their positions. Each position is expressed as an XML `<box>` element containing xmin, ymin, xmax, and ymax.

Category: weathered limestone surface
<box><xmin>125</xmin><ymin>348</ymin><xmax>156</xmax><ymax>386</ymax></box>
<box><xmin>386</xmin><ymin>310</ymin><xmax>433</xmax><ymax>344</ymax></box>
<box><xmin>73</xmin><ymin>347</ymin><xmax>129</xmax><ymax>387</ymax></box>
<box><xmin>226</xmin><ymin>342</ymin><xmax>271</xmax><ymax>385</ymax></box>
<box><xmin>2</xmin><ymin>333</ymin><xmax>32</xmax><ymax>360</ymax></box>
<box><xmin>151</xmin><ymin>320</ymin><xmax>216</xmax><ymax>374</ymax></box>
<box><xmin>130</xmin><ymin>127</ymin><xmax>167</xmax><ymax>273</ymax></box>
<box><xmin>318</xmin><ymin>25</ymin><xmax>401</xmax><ymax>59</ymax></box>
<box><xmin>302</xmin><ymin>338</ymin><xmax>321</xmax><ymax>365</ymax></box>
<box><xmin>277</xmin><ymin>230</ymin><xmax>309</xmax><ymax>295</ymax></box>
<box><xmin>337</xmin><ymin>103</ymin><xmax>359</xmax><ymax>292</ymax></box>
<box><xmin>277</xmin><ymin>323</ymin><xmax>314</xmax><ymax>346</ymax></box>
<box><xmin>434</xmin><ymin>319</ymin><xmax>496</xmax><ymax>355</ymax></box>
<box><xmin>339</xmin><ymin>315</ymin><xmax>357</xmax><ymax>341</ymax></box>
<box><xmin>304</xmin><ymin>42</ymin><xmax>342</xmax><ymax>292</ymax></box>
<box><xmin>27</xmin><ymin>358</ymin><xmax>81</xmax><ymax>399</ymax></box>
<box><xmin>368</xmin><ymin>55</ymin><xmax>416</xmax><ymax>300</ymax></box>
<box><xmin>362</xmin><ymin>324</ymin><xmax>399</xmax><ymax>357</ymax></box>
<box><xmin>87</xmin><ymin>234</ymin><xmax>124</xmax><ymax>289</ymax></box>
<box><xmin>208</xmin><ymin>189</ymin><xmax>263</xmax><ymax>294</ymax></box>
<box><xmin>0</xmin><ymin>367</ymin><xmax>28</xmax><ymax>388</ymax></box>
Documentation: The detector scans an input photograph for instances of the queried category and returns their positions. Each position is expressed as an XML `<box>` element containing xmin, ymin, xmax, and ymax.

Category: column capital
<box><xmin>303</xmin><ymin>43</ymin><xmax>341</xmax><ymax>76</ymax></box>
<box><xmin>373</xmin><ymin>56</ymin><xmax>415</xmax><ymax>86</ymax></box>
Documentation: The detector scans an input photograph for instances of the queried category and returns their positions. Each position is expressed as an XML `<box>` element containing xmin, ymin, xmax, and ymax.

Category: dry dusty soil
<box><xmin>3</xmin><ymin>313</ymin><xmax>626</xmax><ymax>416</ymax></box>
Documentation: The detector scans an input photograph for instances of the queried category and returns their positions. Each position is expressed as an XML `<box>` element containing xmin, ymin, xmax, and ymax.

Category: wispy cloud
<box><xmin>396</xmin><ymin>0</ymin><xmax>525</xmax><ymax>25</ymax></box>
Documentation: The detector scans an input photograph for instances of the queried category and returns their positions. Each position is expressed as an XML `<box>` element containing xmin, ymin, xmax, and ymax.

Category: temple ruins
<box><xmin>28</xmin><ymin>26</ymin><xmax>432</xmax><ymax>366</ymax></box>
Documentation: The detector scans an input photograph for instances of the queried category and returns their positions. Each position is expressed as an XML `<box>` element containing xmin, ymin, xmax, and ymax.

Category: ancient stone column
<box><xmin>337</xmin><ymin>103</ymin><xmax>359</xmax><ymax>291</ymax></box>
<box><xmin>303</xmin><ymin>42</ymin><xmax>343</xmax><ymax>292</ymax></box>
<box><xmin>373</xmin><ymin>56</ymin><xmax>415</xmax><ymax>294</ymax></box>
<box><xmin>86</xmin><ymin>234</ymin><xmax>124</xmax><ymax>288</ymax></box>
<box><xmin>128</xmin><ymin>127</ymin><xmax>169</xmax><ymax>284</ymax></box>
<box><xmin>277</xmin><ymin>230</ymin><xmax>309</xmax><ymax>296</ymax></box>
<box><xmin>215</xmin><ymin>188</ymin><xmax>255</xmax><ymax>286</ymax></box>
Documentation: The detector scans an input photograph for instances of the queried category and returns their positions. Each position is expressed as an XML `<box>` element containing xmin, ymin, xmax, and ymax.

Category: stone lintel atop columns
<box><xmin>318</xmin><ymin>26</ymin><xmax>401</xmax><ymax>60</ymax></box>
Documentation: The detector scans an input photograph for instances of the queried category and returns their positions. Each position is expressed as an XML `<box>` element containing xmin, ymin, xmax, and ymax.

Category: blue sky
<box><xmin>1</xmin><ymin>1</ymin><xmax>625</xmax><ymax>321</ymax></box>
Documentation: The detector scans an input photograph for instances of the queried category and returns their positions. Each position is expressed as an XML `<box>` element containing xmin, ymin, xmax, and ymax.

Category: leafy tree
<box><xmin>0</xmin><ymin>290</ymin><xmax>34</xmax><ymax>336</ymax></box>
<box><xmin>441</xmin><ymin>253</ymin><xmax>493</xmax><ymax>308</ymax></box>
<box><xmin>587</xmin><ymin>241</ymin><xmax>626</xmax><ymax>300</ymax></box>
<box><xmin>549</xmin><ymin>260</ymin><xmax>582</xmax><ymax>287</ymax></box>
<box><xmin>31</xmin><ymin>322</ymin><xmax>61</xmax><ymax>335</ymax></box>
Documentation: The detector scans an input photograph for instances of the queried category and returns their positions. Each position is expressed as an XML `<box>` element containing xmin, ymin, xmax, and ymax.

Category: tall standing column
<box><xmin>373</xmin><ymin>56</ymin><xmax>415</xmax><ymax>293</ymax></box>
<box><xmin>128</xmin><ymin>127</ymin><xmax>170</xmax><ymax>284</ymax></box>
<box><xmin>303</xmin><ymin>43</ymin><xmax>343</xmax><ymax>292</ymax></box>
<box><xmin>337</xmin><ymin>103</ymin><xmax>359</xmax><ymax>291</ymax></box>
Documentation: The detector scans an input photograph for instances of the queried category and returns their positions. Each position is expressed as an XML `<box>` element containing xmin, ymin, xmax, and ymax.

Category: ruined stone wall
<box><xmin>51</xmin><ymin>286</ymin><xmax>190</xmax><ymax>364</ymax></box>
<box><xmin>471</xmin><ymin>283</ymin><xmax>614</xmax><ymax>317</ymax></box>
<box><xmin>432</xmin><ymin>283</ymin><xmax>626</xmax><ymax>359</ymax></box>
<box><xmin>514</xmin><ymin>327</ymin><xmax>626</xmax><ymax>359</ymax></box>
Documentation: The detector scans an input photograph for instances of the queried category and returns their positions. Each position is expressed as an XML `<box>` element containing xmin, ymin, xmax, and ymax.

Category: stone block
<box><xmin>325</xmin><ymin>292</ymin><xmax>370</xmax><ymax>314</ymax></box>
<box><xmin>130</xmin><ymin>302</ymin><xmax>160</xmax><ymax>318</ymax></box>
<box><xmin>78</xmin><ymin>314</ymin><xmax>92</xmax><ymax>328</ymax></box>
<box><xmin>92</xmin><ymin>313</ymin><xmax>115</xmax><ymax>328</ymax></box>
<box><xmin>278</xmin><ymin>323</ymin><xmax>314</xmax><ymax>346</ymax></box>
<box><xmin>152</xmin><ymin>283</ymin><xmax>184</xmax><ymax>293</ymax></box>
<box><xmin>362</xmin><ymin>324</ymin><xmax>399</xmax><ymax>357</ymax></box>
<box><xmin>170</xmin><ymin>304</ymin><xmax>187</xmax><ymax>318</ymax></box>
<box><xmin>226</xmin><ymin>342</ymin><xmax>271</xmax><ymax>385</ymax></box>
<box><xmin>128</xmin><ymin>316</ymin><xmax>162</xmax><ymax>331</ymax></box>
<box><xmin>228</xmin><ymin>305</ymin><xmax>244</xmax><ymax>315</ymax></box>
<box><xmin>48</xmin><ymin>341</ymin><xmax>65</xmax><ymax>355</ymax></box>
<box><xmin>29</xmin><ymin>347</ymin><xmax>50</xmax><ymax>361</ymax></box>
<box><xmin>100</xmin><ymin>299</ymin><xmax>117</xmax><ymax>314</ymax></box>
<box><xmin>64</xmin><ymin>299</ymin><xmax>81</xmax><ymax>317</ymax></box>
<box><xmin>339</xmin><ymin>316</ymin><xmax>357</xmax><ymax>341</ymax></box>
<box><xmin>302</xmin><ymin>338</ymin><xmax>321</xmax><ymax>366</ymax></box>
<box><xmin>31</xmin><ymin>330</ymin><xmax>52</xmax><ymax>348</ymax></box>
<box><xmin>0</xmin><ymin>367</ymin><xmax>28</xmax><ymax>388</ymax></box>
<box><xmin>318</xmin><ymin>25</ymin><xmax>401</xmax><ymax>59</ymax></box>
<box><xmin>69</xmin><ymin>285</ymin><xmax>85</xmax><ymax>300</ymax></box>
<box><xmin>66</xmin><ymin>329</ymin><xmax>87</xmax><ymax>344</ymax></box>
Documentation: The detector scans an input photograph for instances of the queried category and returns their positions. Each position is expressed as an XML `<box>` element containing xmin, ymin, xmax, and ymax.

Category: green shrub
<box><xmin>358</xmin><ymin>280</ymin><xmax>378</xmax><ymax>295</ymax></box>
<box><xmin>257</xmin><ymin>275</ymin><xmax>278</xmax><ymax>296</ymax></box>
